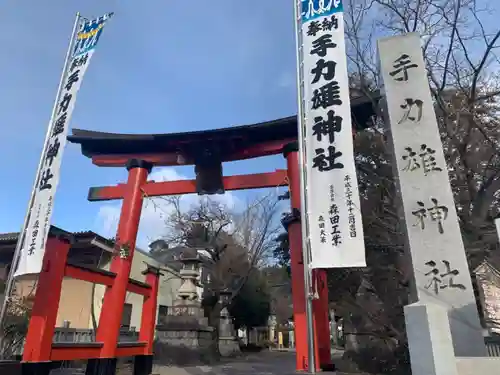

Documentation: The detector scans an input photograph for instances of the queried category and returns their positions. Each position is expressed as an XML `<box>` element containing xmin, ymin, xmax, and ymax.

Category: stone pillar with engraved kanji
<box><xmin>378</xmin><ymin>32</ymin><xmax>487</xmax><ymax>358</ymax></box>
<box><xmin>217</xmin><ymin>289</ymin><xmax>240</xmax><ymax>356</ymax></box>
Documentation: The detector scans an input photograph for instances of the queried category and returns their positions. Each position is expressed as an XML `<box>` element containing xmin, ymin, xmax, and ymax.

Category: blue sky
<box><xmin>0</xmin><ymin>1</ymin><xmax>298</xmax><ymax>246</ymax></box>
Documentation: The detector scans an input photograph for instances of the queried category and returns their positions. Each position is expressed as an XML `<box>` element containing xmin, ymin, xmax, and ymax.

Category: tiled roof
<box><xmin>149</xmin><ymin>246</ymin><xmax>188</xmax><ymax>272</ymax></box>
<box><xmin>0</xmin><ymin>232</ymin><xmax>19</xmax><ymax>242</ymax></box>
<box><xmin>0</xmin><ymin>226</ymin><xmax>98</xmax><ymax>245</ymax></box>
<box><xmin>72</xmin><ymin>230</ymin><xmax>115</xmax><ymax>248</ymax></box>
<box><xmin>475</xmin><ymin>259</ymin><xmax>500</xmax><ymax>277</ymax></box>
<box><xmin>73</xmin><ymin>230</ymin><xmax>97</xmax><ymax>236</ymax></box>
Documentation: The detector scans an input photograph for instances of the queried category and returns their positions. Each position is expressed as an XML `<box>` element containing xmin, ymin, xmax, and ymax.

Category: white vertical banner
<box><xmin>300</xmin><ymin>0</ymin><xmax>365</xmax><ymax>268</ymax></box>
<box><xmin>15</xmin><ymin>13</ymin><xmax>113</xmax><ymax>277</ymax></box>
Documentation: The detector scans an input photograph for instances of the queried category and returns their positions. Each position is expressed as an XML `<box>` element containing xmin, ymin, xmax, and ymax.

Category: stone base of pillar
<box><xmin>404</xmin><ymin>302</ymin><xmax>458</xmax><ymax>375</ymax></box>
<box><xmin>155</xmin><ymin>304</ymin><xmax>217</xmax><ymax>366</ymax></box>
<box><xmin>133</xmin><ymin>355</ymin><xmax>153</xmax><ymax>375</ymax></box>
<box><xmin>218</xmin><ymin>336</ymin><xmax>241</xmax><ymax>357</ymax></box>
<box><xmin>85</xmin><ymin>358</ymin><xmax>117</xmax><ymax>375</ymax></box>
<box><xmin>154</xmin><ymin>324</ymin><xmax>218</xmax><ymax>366</ymax></box>
<box><xmin>0</xmin><ymin>360</ymin><xmax>21</xmax><ymax>375</ymax></box>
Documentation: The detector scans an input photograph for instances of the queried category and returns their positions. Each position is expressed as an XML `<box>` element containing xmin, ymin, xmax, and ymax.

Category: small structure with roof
<box><xmin>0</xmin><ymin>227</ymin><xmax>181</xmax><ymax>331</ymax></box>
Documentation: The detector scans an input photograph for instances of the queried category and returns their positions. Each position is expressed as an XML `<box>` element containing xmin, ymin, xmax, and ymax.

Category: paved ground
<box><xmin>48</xmin><ymin>350</ymin><xmax>346</xmax><ymax>375</ymax></box>
<box><xmin>150</xmin><ymin>351</ymin><xmax>298</xmax><ymax>375</ymax></box>
<box><xmin>149</xmin><ymin>350</ymin><xmax>346</xmax><ymax>375</ymax></box>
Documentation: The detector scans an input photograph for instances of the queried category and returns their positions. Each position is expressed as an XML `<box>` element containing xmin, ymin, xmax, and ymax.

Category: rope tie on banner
<box><xmin>276</xmin><ymin>174</ymin><xmax>290</xmax><ymax>197</ymax></box>
<box><xmin>313</xmin><ymin>273</ymin><xmax>320</xmax><ymax>299</ymax></box>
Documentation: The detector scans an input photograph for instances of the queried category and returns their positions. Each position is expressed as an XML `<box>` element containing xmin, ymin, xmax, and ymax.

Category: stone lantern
<box><xmin>166</xmin><ymin>249</ymin><xmax>210</xmax><ymax>332</ymax></box>
<box><xmin>174</xmin><ymin>252</ymin><xmax>203</xmax><ymax>306</ymax></box>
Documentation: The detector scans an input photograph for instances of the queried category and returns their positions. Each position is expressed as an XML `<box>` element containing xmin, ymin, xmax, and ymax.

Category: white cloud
<box><xmin>94</xmin><ymin>167</ymin><xmax>240</xmax><ymax>250</ymax></box>
<box><xmin>277</xmin><ymin>70</ymin><xmax>295</xmax><ymax>89</ymax></box>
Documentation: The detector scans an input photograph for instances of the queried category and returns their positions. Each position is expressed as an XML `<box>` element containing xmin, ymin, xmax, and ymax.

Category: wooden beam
<box><xmin>50</xmin><ymin>343</ymin><xmax>103</xmax><ymax>361</ymax></box>
<box><xmin>90</xmin><ymin>138</ymin><xmax>296</xmax><ymax>167</ymax></box>
<box><xmin>64</xmin><ymin>263</ymin><xmax>152</xmax><ymax>297</ymax></box>
<box><xmin>88</xmin><ymin>170</ymin><xmax>289</xmax><ymax>202</ymax></box>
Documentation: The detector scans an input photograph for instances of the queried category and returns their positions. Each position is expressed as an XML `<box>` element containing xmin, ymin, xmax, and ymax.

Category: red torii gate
<box><xmin>64</xmin><ymin>103</ymin><xmax>373</xmax><ymax>372</ymax></box>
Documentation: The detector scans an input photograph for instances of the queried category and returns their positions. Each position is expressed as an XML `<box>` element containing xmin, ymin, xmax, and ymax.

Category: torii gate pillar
<box><xmin>284</xmin><ymin>142</ymin><xmax>331</xmax><ymax>371</ymax></box>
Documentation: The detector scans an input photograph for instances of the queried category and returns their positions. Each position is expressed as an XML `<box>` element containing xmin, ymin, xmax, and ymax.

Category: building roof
<box><xmin>0</xmin><ymin>225</ymin><xmax>74</xmax><ymax>245</ymax></box>
<box><xmin>67</xmin><ymin>94</ymin><xmax>379</xmax><ymax>161</ymax></box>
<box><xmin>149</xmin><ymin>246</ymin><xmax>197</xmax><ymax>272</ymax></box>
<box><xmin>0</xmin><ymin>227</ymin><xmax>180</xmax><ymax>275</ymax></box>
<box><xmin>71</xmin><ymin>230</ymin><xmax>115</xmax><ymax>249</ymax></box>
<box><xmin>474</xmin><ymin>259</ymin><xmax>500</xmax><ymax>278</ymax></box>
<box><xmin>0</xmin><ymin>227</ymin><xmax>113</xmax><ymax>248</ymax></box>
<box><xmin>0</xmin><ymin>232</ymin><xmax>18</xmax><ymax>242</ymax></box>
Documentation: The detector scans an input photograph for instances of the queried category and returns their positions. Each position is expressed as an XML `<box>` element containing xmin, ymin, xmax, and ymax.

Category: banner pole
<box><xmin>0</xmin><ymin>12</ymin><xmax>81</xmax><ymax>339</ymax></box>
<box><xmin>293</xmin><ymin>0</ymin><xmax>316</xmax><ymax>373</ymax></box>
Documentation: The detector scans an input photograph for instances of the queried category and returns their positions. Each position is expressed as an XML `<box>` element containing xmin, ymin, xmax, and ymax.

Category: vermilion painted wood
<box><xmin>139</xmin><ymin>269</ymin><xmax>161</xmax><ymax>354</ymax></box>
<box><xmin>64</xmin><ymin>264</ymin><xmax>113</xmax><ymax>286</ymax></box>
<box><xmin>23</xmin><ymin>237</ymin><xmax>71</xmax><ymax>362</ymax></box>
<box><xmin>285</xmin><ymin>150</ymin><xmax>321</xmax><ymax>371</ymax></box>
<box><xmin>88</xmin><ymin>170</ymin><xmax>289</xmax><ymax>202</ymax></box>
<box><xmin>90</xmin><ymin>138</ymin><xmax>297</xmax><ymax>167</ymax></box>
<box><xmin>50</xmin><ymin>344</ymin><xmax>102</xmax><ymax>361</ymax></box>
<box><xmin>49</xmin><ymin>342</ymin><xmax>148</xmax><ymax>361</ymax></box>
<box><xmin>64</xmin><ymin>264</ymin><xmax>152</xmax><ymax>297</ymax></box>
<box><xmin>313</xmin><ymin>269</ymin><xmax>332</xmax><ymax>366</ymax></box>
<box><xmin>95</xmin><ymin>165</ymin><xmax>149</xmax><ymax>358</ymax></box>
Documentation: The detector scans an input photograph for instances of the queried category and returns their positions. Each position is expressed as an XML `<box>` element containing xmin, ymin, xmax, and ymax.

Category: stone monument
<box><xmin>154</xmin><ymin>250</ymin><xmax>217</xmax><ymax>365</ymax></box>
<box><xmin>378</xmin><ymin>32</ymin><xmax>486</xmax><ymax>358</ymax></box>
<box><xmin>268</xmin><ymin>314</ymin><xmax>277</xmax><ymax>343</ymax></box>
<box><xmin>289</xmin><ymin>326</ymin><xmax>295</xmax><ymax>349</ymax></box>
<box><xmin>217</xmin><ymin>289</ymin><xmax>241</xmax><ymax>356</ymax></box>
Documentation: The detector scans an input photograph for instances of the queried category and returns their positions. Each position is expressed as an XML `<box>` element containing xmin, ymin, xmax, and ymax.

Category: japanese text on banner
<box><xmin>15</xmin><ymin>13</ymin><xmax>113</xmax><ymax>277</ymax></box>
<box><xmin>300</xmin><ymin>0</ymin><xmax>366</xmax><ymax>268</ymax></box>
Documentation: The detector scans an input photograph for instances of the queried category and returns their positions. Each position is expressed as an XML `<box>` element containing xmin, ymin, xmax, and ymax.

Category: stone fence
<box><xmin>10</xmin><ymin>328</ymin><xmax>139</xmax><ymax>356</ymax></box>
<box><xmin>485</xmin><ymin>336</ymin><xmax>500</xmax><ymax>357</ymax></box>
<box><xmin>53</xmin><ymin>327</ymin><xmax>139</xmax><ymax>343</ymax></box>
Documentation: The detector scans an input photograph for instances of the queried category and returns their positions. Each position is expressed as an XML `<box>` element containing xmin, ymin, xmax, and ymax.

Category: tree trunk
<box><xmin>338</xmin><ymin>285</ymin><xmax>411</xmax><ymax>375</ymax></box>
